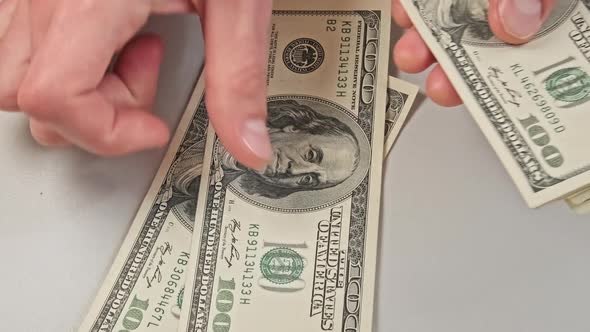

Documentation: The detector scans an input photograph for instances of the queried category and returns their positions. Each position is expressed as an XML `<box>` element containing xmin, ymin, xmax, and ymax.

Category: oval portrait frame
<box><xmin>213</xmin><ymin>95</ymin><xmax>372</xmax><ymax>213</ymax></box>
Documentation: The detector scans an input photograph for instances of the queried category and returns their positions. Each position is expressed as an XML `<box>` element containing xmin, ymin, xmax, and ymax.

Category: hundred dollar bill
<box><xmin>77</xmin><ymin>77</ymin><xmax>210</xmax><ymax>332</ymax></box>
<box><xmin>400</xmin><ymin>0</ymin><xmax>590</xmax><ymax>209</ymax></box>
<box><xmin>384</xmin><ymin>76</ymin><xmax>419</xmax><ymax>156</ymax></box>
<box><xmin>76</xmin><ymin>71</ymin><xmax>412</xmax><ymax>332</ymax></box>
<box><xmin>177</xmin><ymin>0</ymin><xmax>391</xmax><ymax>331</ymax></box>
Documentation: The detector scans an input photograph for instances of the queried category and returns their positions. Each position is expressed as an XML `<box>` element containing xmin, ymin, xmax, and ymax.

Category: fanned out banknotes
<box><xmin>77</xmin><ymin>0</ymin><xmax>424</xmax><ymax>331</ymax></box>
<box><xmin>399</xmin><ymin>0</ymin><xmax>590</xmax><ymax>213</ymax></box>
<box><xmin>77</xmin><ymin>1</ymin><xmax>590</xmax><ymax>331</ymax></box>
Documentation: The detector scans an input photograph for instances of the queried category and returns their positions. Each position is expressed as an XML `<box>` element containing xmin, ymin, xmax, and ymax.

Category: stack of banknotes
<box><xmin>399</xmin><ymin>0</ymin><xmax>590</xmax><ymax>213</ymax></box>
<box><xmin>77</xmin><ymin>0</ymin><xmax>590</xmax><ymax>331</ymax></box>
<box><xmin>76</xmin><ymin>0</ymin><xmax>421</xmax><ymax>331</ymax></box>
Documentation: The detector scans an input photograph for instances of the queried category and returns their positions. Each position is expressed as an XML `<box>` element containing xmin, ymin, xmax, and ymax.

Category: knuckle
<box><xmin>29</xmin><ymin>126</ymin><xmax>48</xmax><ymax>146</ymax></box>
<box><xmin>29</xmin><ymin>121</ymin><xmax>60</xmax><ymax>147</ymax></box>
<box><xmin>17</xmin><ymin>76</ymin><xmax>66</xmax><ymax>121</ymax></box>
<box><xmin>0</xmin><ymin>86</ymin><xmax>19</xmax><ymax>110</ymax></box>
<box><xmin>0</xmin><ymin>66</ymin><xmax>27</xmax><ymax>111</ymax></box>
<box><xmin>87</xmin><ymin>140</ymin><xmax>114</xmax><ymax>157</ymax></box>
<box><xmin>92</xmin><ymin>134</ymin><xmax>125</xmax><ymax>157</ymax></box>
<box><xmin>30</xmin><ymin>128</ymin><xmax>54</xmax><ymax>147</ymax></box>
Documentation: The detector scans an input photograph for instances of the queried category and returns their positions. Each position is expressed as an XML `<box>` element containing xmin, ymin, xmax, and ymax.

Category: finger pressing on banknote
<box><xmin>392</xmin><ymin>0</ymin><xmax>555</xmax><ymax>107</ymax></box>
<box><xmin>487</xmin><ymin>0</ymin><xmax>556</xmax><ymax>44</ymax></box>
<box><xmin>200</xmin><ymin>0</ymin><xmax>274</xmax><ymax>172</ymax></box>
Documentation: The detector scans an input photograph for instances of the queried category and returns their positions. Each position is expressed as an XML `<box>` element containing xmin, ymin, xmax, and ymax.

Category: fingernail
<box><xmin>499</xmin><ymin>0</ymin><xmax>543</xmax><ymax>39</ymax></box>
<box><xmin>241</xmin><ymin>118</ymin><xmax>272</xmax><ymax>170</ymax></box>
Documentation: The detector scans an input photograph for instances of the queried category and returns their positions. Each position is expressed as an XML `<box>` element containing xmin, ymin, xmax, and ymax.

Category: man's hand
<box><xmin>0</xmin><ymin>0</ymin><xmax>273</xmax><ymax>171</ymax></box>
<box><xmin>392</xmin><ymin>0</ymin><xmax>555</xmax><ymax>107</ymax></box>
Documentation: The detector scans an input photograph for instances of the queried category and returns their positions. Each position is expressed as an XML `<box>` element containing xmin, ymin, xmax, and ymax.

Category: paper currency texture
<box><xmin>77</xmin><ymin>78</ymin><xmax>209</xmax><ymax>332</ymax></box>
<box><xmin>400</xmin><ymin>0</ymin><xmax>590</xmax><ymax>208</ymax></box>
<box><xmin>384</xmin><ymin>76</ymin><xmax>418</xmax><ymax>156</ymax></box>
<box><xmin>178</xmin><ymin>1</ymin><xmax>391</xmax><ymax>331</ymax></box>
<box><xmin>77</xmin><ymin>73</ymin><xmax>416</xmax><ymax>332</ymax></box>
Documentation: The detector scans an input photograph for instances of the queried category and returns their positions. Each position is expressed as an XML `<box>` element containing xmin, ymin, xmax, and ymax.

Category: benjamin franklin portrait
<box><xmin>158</xmin><ymin>97</ymin><xmax>369</xmax><ymax>215</ymax></box>
<box><xmin>216</xmin><ymin>98</ymin><xmax>368</xmax><ymax>211</ymax></box>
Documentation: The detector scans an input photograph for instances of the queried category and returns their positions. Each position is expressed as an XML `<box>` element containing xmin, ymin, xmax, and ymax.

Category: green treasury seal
<box><xmin>260</xmin><ymin>248</ymin><xmax>304</xmax><ymax>284</ymax></box>
<box><xmin>545</xmin><ymin>67</ymin><xmax>590</xmax><ymax>103</ymax></box>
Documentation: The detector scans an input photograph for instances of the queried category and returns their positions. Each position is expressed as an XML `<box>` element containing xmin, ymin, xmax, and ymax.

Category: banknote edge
<box><xmin>383</xmin><ymin>76</ymin><xmax>419</xmax><ymax>157</ymax></box>
<box><xmin>77</xmin><ymin>68</ymin><xmax>206</xmax><ymax>332</ymax></box>
<box><xmin>399</xmin><ymin>0</ymin><xmax>590</xmax><ymax>208</ymax></box>
<box><xmin>178</xmin><ymin>7</ymin><xmax>391</xmax><ymax>332</ymax></box>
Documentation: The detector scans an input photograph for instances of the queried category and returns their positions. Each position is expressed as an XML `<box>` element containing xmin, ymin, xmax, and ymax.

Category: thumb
<box><xmin>488</xmin><ymin>0</ymin><xmax>555</xmax><ymax>44</ymax></box>
<box><xmin>202</xmin><ymin>0</ymin><xmax>273</xmax><ymax>171</ymax></box>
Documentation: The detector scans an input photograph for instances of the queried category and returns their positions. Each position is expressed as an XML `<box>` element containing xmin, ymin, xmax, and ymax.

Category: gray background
<box><xmin>1</xmin><ymin>15</ymin><xmax>589</xmax><ymax>332</ymax></box>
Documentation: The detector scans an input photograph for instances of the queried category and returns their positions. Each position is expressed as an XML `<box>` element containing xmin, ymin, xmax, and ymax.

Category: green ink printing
<box><xmin>545</xmin><ymin>67</ymin><xmax>590</xmax><ymax>103</ymax></box>
<box><xmin>260</xmin><ymin>248</ymin><xmax>304</xmax><ymax>284</ymax></box>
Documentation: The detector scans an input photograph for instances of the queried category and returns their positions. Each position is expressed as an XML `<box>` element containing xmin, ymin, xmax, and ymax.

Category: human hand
<box><xmin>392</xmin><ymin>0</ymin><xmax>555</xmax><ymax>107</ymax></box>
<box><xmin>0</xmin><ymin>0</ymin><xmax>273</xmax><ymax>170</ymax></box>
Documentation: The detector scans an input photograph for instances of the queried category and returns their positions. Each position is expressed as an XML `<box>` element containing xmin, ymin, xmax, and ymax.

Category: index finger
<box><xmin>201</xmin><ymin>0</ymin><xmax>273</xmax><ymax>171</ymax></box>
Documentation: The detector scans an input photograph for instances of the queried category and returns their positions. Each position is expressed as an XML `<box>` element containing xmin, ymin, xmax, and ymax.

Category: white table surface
<box><xmin>1</xmin><ymin>16</ymin><xmax>589</xmax><ymax>332</ymax></box>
